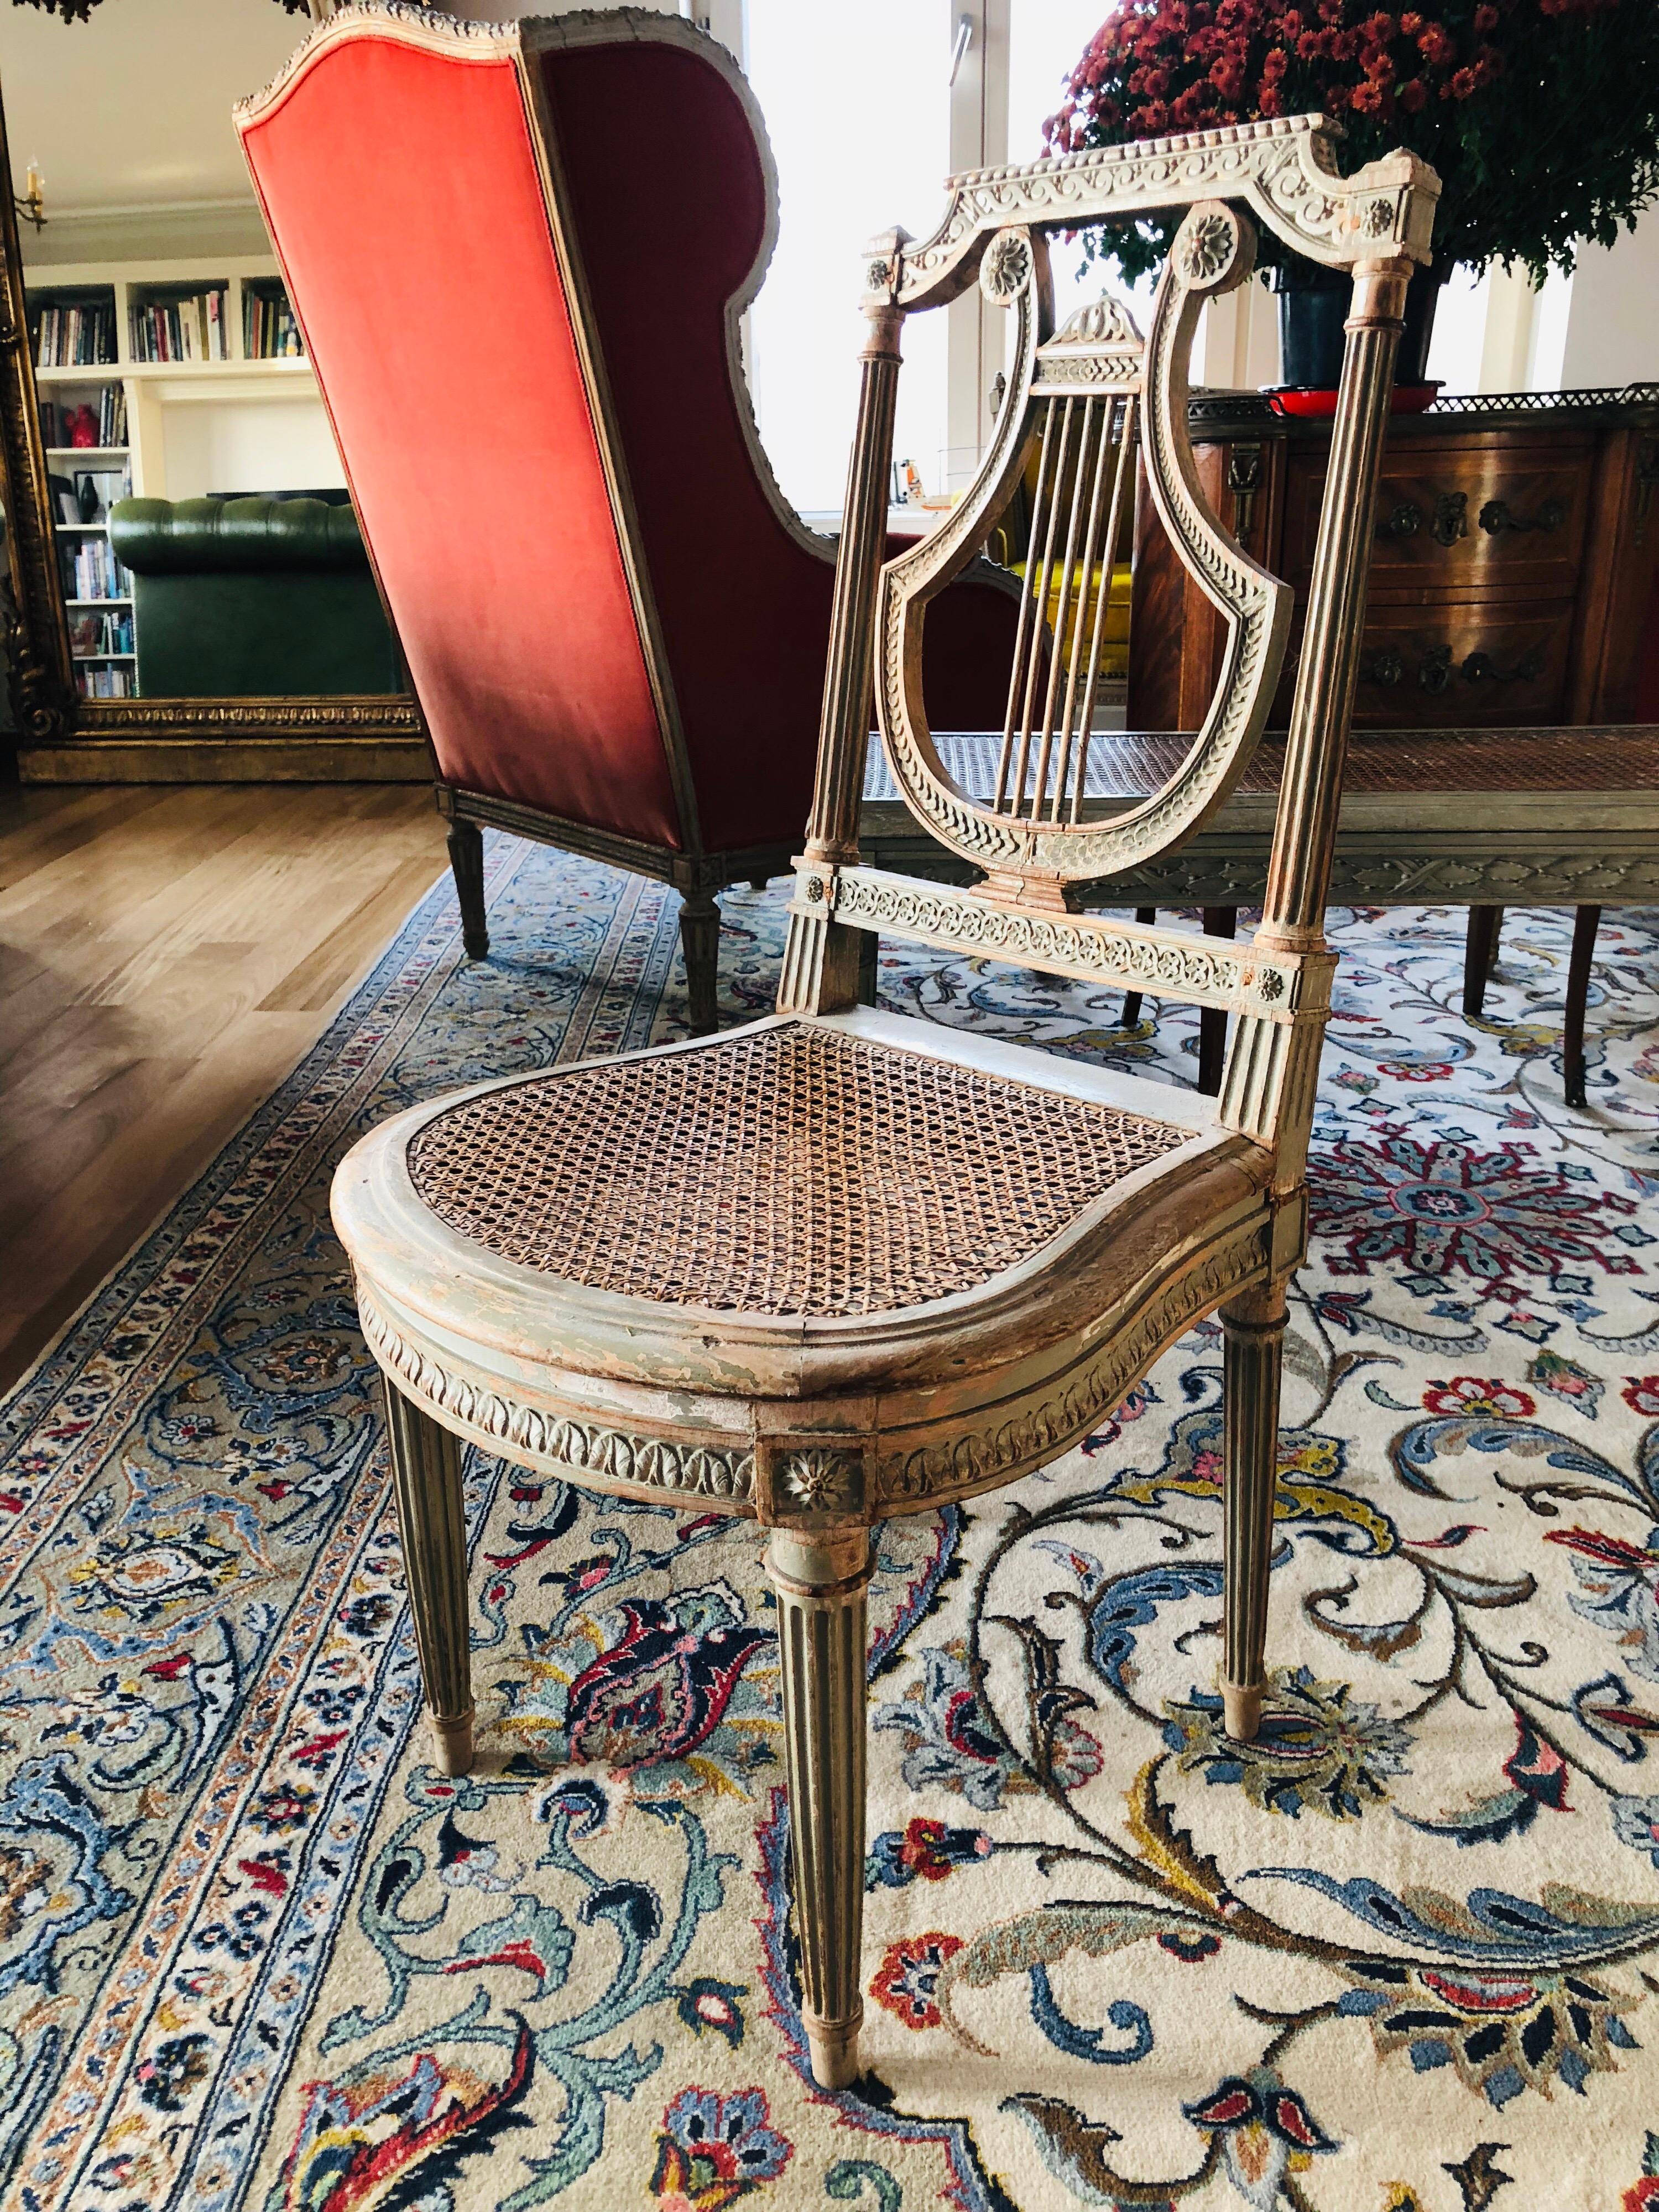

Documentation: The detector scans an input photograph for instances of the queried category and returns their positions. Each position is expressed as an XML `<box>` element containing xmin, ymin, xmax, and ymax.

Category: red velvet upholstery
<box><xmin>241</xmin><ymin>34</ymin><xmax>681</xmax><ymax>848</ymax></box>
<box><xmin>240</xmin><ymin>18</ymin><xmax>1016</xmax><ymax>866</ymax></box>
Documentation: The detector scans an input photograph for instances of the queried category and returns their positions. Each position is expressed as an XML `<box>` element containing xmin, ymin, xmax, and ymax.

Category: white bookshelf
<box><xmin>27</xmin><ymin>256</ymin><xmax>323</xmax><ymax>502</ymax></box>
<box><xmin>29</xmin><ymin>257</ymin><xmax>333</xmax><ymax>701</ymax></box>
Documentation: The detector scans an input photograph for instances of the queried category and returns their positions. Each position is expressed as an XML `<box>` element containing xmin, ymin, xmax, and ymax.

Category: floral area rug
<box><xmin>3</xmin><ymin>838</ymin><xmax>1659</xmax><ymax>2212</ymax></box>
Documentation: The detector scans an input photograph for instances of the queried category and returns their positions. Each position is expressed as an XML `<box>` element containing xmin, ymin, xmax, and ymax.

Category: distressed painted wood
<box><xmin>334</xmin><ymin>92</ymin><xmax>1437</xmax><ymax>2087</ymax></box>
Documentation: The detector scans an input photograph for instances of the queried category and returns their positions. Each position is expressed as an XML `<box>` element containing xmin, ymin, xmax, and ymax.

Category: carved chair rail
<box><xmin>799</xmin><ymin>862</ymin><xmax>1317</xmax><ymax>1021</ymax></box>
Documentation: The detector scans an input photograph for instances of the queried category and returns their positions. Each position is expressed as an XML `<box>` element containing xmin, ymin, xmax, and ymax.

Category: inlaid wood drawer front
<box><xmin>1283</xmin><ymin>437</ymin><xmax>1590</xmax><ymax>599</ymax></box>
<box><xmin>1275</xmin><ymin>600</ymin><xmax>1574</xmax><ymax>728</ymax></box>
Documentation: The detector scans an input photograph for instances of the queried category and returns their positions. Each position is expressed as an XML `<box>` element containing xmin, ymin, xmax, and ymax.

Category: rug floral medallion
<box><xmin>3</xmin><ymin>842</ymin><xmax>1658</xmax><ymax>2212</ymax></box>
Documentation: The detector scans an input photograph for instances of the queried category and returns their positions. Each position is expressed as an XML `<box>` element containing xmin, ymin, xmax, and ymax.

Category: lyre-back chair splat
<box><xmin>330</xmin><ymin>81</ymin><xmax>1437</xmax><ymax>2094</ymax></box>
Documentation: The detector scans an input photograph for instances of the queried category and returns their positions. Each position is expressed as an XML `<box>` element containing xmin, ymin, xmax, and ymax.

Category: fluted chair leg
<box><xmin>447</xmin><ymin>819</ymin><xmax>489</xmax><ymax>961</ymax></box>
<box><xmin>1220</xmin><ymin>1279</ymin><xmax>1287</xmax><ymax>1743</ymax></box>
<box><xmin>766</xmin><ymin>1526</ymin><xmax>872</xmax><ymax>2091</ymax></box>
<box><xmin>384</xmin><ymin>1381</ymin><xmax>475</xmax><ymax>1776</ymax></box>
<box><xmin>680</xmin><ymin>889</ymin><xmax>721</xmax><ymax>1037</ymax></box>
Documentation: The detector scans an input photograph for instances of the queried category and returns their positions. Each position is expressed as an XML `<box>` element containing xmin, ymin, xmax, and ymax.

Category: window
<box><xmin>745</xmin><ymin>1</ymin><xmax>951</xmax><ymax>517</ymax></box>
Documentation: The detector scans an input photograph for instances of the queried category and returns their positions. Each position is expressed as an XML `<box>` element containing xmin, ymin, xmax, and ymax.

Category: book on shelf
<box><xmin>33</xmin><ymin>300</ymin><xmax>117</xmax><ymax>369</ymax></box>
<box><xmin>129</xmin><ymin>288</ymin><xmax>229</xmax><ymax>364</ymax></box>
<box><xmin>68</xmin><ymin>607</ymin><xmax>134</xmax><ymax>658</ymax></box>
<box><xmin>243</xmin><ymin>286</ymin><xmax>304</xmax><ymax>359</ymax></box>
<box><xmin>38</xmin><ymin>387</ymin><xmax>128</xmax><ymax>449</ymax></box>
<box><xmin>60</xmin><ymin>535</ymin><xmax>133</xmax><ymax>602</ymax></box>
<box><xmin>75</xmin><ymin>665</ymin><xmax>134</xmax><ymax>699</ymax></box>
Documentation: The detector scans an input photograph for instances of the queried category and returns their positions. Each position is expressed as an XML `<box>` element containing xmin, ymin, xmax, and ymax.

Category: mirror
<box><xmin>0</xmin><ymin>0</ymin><xmax>421</xmax><ymax>781</ymax></box>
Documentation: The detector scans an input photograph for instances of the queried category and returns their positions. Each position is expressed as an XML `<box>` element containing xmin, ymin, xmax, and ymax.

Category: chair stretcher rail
<box><xmin>794</xmin><ymin>863</ymin><xmax>1318</xmax><ymax>1021</ymax></box>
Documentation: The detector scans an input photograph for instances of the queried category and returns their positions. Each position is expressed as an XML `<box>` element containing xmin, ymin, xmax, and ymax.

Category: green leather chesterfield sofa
<box><xmin>108</xmin><ymin>494</ymin><xmax>400</xmax><ymax>696</ymax></box>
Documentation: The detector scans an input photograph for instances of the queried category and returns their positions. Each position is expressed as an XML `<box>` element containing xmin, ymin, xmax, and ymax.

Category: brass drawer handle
<box><xmin>1376</xmin><ymin>491</ymin><xmax>1467</xmax><ymax>546</ymax></box>
<box><xmin>1361</xmin><ymin>643</ymin><xmax>1546</xmax><ymax>692</ymax></box>
<box><xmin>1479</xmin><ymin>495</ymin><xmax>1564</xmax><ymax>535</ymax></box>
<box><xmin>1459</xmin><ymin>645</ymin><xmax>1546</xmax><ymax>685</ymax></box>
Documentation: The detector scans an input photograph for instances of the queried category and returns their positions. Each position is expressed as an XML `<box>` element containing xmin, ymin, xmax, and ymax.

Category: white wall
<box><xmin>1561</xmin><ymin>204</ymin><xmax>1659</xmax><ymax>389</ymax></box>
<box><xmin>161</xmin><ymin>395</ymin><xmax>345</xmax><ymax>500</ymax></box>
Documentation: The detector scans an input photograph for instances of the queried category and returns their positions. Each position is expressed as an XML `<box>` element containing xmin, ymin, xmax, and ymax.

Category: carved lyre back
<box><xmin>781</xmin><ymin>115</ymin><xmax>1438</xmax><ymax>1175</ymax></box>
<box><xmin>879</xmin><ymin>200</ymin><xmax>1290</xmax><ymax>906</ymax></box>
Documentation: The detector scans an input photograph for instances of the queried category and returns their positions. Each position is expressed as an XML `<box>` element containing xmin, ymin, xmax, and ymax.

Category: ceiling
<box><xmin>1</xmin><ymin>0</ymin><xmax>305</xmax><ymax>260</ymax></box>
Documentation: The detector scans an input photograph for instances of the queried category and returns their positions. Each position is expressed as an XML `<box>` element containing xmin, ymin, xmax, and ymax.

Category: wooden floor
<box><xmin>0</xmin><ymin>781</ymin><xmax>448</xmax><ymax>1392</ymax></box>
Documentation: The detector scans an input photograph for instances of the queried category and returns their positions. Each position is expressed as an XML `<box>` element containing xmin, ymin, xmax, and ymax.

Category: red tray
<box><xmin>1266</xmin><ymin>383</ymin><xmax>1442</xmax><ymax>418</ymax></box>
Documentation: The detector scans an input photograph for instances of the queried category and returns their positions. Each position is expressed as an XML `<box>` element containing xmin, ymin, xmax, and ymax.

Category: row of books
<box><xmin>76</xmin><ymin>665</ymin><xmax>134</xmax><ymax>699</ymax></box>
<box><xmin>70</xmin><ymin>608</ymin><xmax>134</xmax><ymax>658</ymax></box>
<box><xmin>39</xmin><ymin>387</ymin><xmax>128</xmax><ymax>448</ymax></box>
<box><xmin>244</xmin><ymin>289</ymin><xmax>304</xmax><ymax>359</ymax></box>
<box><xmin>61</xmin><ymin>537</ymin><xmax>133</xmax><ymax>601</ymax></box>
<box><xmin>34</xmin><ymin>301</ymin><xmax>118</xmax><ymax>369</ymax></box>
<box><xmin>129</xmin><ymin>289</ymin><xmax>229</xmax><ymax>363</ymax></box>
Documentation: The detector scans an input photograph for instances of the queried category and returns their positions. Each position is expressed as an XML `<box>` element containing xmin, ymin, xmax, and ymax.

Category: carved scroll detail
<box><xmin>358</xmin><ymin>1295</ymin><xmax>755</xmax><ymax>1501</ymax></box>
<box><xmin>885</xmin><ymin>114</ymin><xmax>1437</xmax><ymax>311</ymax></box>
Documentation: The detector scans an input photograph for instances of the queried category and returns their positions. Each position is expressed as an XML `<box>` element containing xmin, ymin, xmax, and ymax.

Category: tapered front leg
<box><xmin>384</xmin><ymin>1380</ymin><xmax>475</xmax><ymax>1775</ymax></box>
<box><xmin>1220</xmin><ymin>1279</ymin><xmax>1287</xmax><ymax>1742</ymax></box>
<box><xmin>679</xmin><ymin>889</ymin><xmax>721</xmax><ymax>1037</ymax></box>
<box><xmin>446</xmin><ymin>819</ymin><xmax>488</xmax><ymax>961</ymax></box>
<box><xmin>766</xmin><ymin>1525</ymin><xmax>872</xmax><ymax>2090</ymax></box>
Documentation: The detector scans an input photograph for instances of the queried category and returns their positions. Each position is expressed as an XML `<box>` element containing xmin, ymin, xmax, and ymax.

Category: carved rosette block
<box><xmin>756</xmin><ymin>1432</ymin><xmax>870</xmax><ymax>1528</ymax></box>
<box><xmin>765</xmin><ymin>1525</ymin><xmax>872</xmax><ymax>2090</ymax></box>
<box><xmin>384</xmin><ymin>1380</ymin><xmax>476</xmax><ymax>1776</ymax></box>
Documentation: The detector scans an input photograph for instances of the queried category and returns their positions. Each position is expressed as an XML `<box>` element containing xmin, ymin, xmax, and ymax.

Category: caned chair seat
<box><xmin>335</xmin><ymin>1010</ymin><xmax>1267</xmax><ymax>1482</ymax></box>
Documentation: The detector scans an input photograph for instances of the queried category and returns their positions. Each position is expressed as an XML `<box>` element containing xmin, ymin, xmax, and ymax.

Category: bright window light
<box><xmin>745</xmin><ymin>0</ymin><xmax>951</xmax><ymax>517</ymax></box>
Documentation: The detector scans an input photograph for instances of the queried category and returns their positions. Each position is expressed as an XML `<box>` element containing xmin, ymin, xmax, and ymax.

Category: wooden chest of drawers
<box><xmin>1128</xmin><ymin>388</ymin><xmax>1659</xmax><ymax>734</ymax></box>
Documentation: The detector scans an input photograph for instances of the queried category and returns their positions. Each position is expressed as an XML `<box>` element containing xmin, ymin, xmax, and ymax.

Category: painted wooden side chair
<box><xmin>331</xmin><ymin>109</ymin><xmax>1438</xmax><ymax>2090</ymax></box>
<box><xmin>235</xmin><ymin>4</ymin><xmax>1015</xmax><ymax>1034</ymax></box>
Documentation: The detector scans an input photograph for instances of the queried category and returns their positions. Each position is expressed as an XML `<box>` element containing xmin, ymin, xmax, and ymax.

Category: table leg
<box><xmin>1462</xmin><ymin>905</ymin><xmax>1504</xmax><ymax>1018</ymax></box>
<box><xmin>1197</xmin><ymin>906</ymin><xmax>1237</xmax><ymax>1095</ymax></box>
<box><xmin>1121</xmin><ymin>906</ymin><xmax>1155</xmax><ymax>1029</ymax></box>
<box><xmin>1563</xmin><ymin>904</ymin><xmax>1601</xmax><ymax>1109</ymax></box>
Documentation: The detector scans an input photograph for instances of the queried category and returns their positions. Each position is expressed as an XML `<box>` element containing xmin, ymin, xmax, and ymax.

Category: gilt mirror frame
<box><xmin>0</xmin><ymin>64</ymin><xmax>423</xmax><ymax>784</ymax></box>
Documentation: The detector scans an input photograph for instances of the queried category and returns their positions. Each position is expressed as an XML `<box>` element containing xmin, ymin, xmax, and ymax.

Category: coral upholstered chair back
<box><xmin>234</xmin><ymin>4</ymin><xmax>853</xmax><ymax>861</ymax></box>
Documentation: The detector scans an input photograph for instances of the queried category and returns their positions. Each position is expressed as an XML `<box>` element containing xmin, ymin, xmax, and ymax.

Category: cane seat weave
<box><xmin>404</xmin><ymin>1021</ymin><xmax>1192</xmax><ymax>1320</ymax></box>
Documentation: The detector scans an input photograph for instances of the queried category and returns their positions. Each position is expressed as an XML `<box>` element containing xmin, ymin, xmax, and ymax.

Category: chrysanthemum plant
<box><xmin>1046</xmin><ymin>1</ymin><xmax>1659</xmax><ymax>289</ymax></box>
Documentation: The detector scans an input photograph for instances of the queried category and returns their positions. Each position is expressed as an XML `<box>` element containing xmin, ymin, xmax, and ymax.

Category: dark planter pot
<box><xmin>1271</xmin><ymin>258</ymin><xmax>1444</xmax><ymax>389</ymax></box>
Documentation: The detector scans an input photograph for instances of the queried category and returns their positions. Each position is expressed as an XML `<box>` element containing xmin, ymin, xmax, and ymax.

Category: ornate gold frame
<box><xmin>0</xmin><ymin>66</ymin><xmax>423</xmax><ymax>784</ymax></box>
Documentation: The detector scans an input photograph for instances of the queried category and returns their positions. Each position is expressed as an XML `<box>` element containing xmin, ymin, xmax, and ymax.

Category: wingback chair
<box><xmin>328</xmin><ymin>95</ymin><xmax>1438</xmax><ymax>2090</ymax></box>
<box><xmin>236</xmin><ymin>4</ymin><xmax>1016</xmax><ymax>1032</ymax></box>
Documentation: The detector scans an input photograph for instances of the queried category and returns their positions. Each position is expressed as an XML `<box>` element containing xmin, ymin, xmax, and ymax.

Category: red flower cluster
<box><xmin>1046</xmin><ymin>0</ymin><xmax>1561</xmax><ymax>148</ymax></box>
<box><xmin>1044</xmin><ymin>0</ymin><xmax>1647</xmax><ymax>284</ymax></box>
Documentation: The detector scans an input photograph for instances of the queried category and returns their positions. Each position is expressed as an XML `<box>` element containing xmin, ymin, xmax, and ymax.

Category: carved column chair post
<box><xmin>332</xmin><ymin>116</ymin><xmax>1437</xmax><ymax>2095</ymax></box>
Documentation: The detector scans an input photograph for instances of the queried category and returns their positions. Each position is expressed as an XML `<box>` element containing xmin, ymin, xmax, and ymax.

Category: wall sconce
<box><xmin>14</xmin><ymin>161</ymin><xmax>45</xmax><ymax>232</ymax></box>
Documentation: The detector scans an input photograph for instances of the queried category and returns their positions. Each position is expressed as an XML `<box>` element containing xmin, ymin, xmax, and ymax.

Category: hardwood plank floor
<box><xmin>0</xmin><ymin>781</ymin><xmax>448</xmax><ymax>1392</ymax></box>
